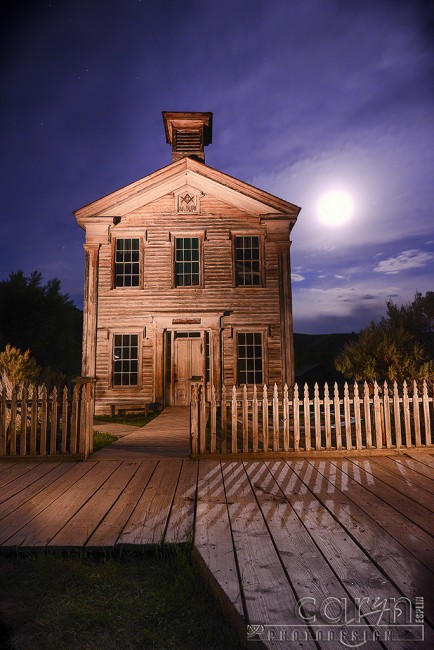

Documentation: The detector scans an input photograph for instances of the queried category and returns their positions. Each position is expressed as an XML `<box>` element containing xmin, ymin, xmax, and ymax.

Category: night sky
<box><xmin>1</xmin><ymin>0</ymin><xmax>433</xmax><ymax>334</ymax></box>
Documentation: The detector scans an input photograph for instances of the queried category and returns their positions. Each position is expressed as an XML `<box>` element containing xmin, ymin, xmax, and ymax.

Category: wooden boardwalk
<box><xmin>0</xmin><ymin>451</ymin><xmax>433</xmax><ymax>648</ymax></box>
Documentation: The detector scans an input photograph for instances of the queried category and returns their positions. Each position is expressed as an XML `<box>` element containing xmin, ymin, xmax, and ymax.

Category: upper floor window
<box><xmin>237</xmin><ymin>332</ymin><xmax>263</xmax><ymax>385</ymax></box>
<box><xmin>113</xmin><ymin>334</ymin><xmax>139</xmax><ymax>386</ymax></box>
<box><xmin>235</xmin><ymin>236</ymin><xmax>261</xmax><ymax>286</ymax></box>
<box><xmin>175</xmin><ymin>237</ymin><xmax>200</xmax><ymax>286</ymax></box>
<box><xmin>114</xmin><ymin>238</ymin><xmax>140</xmax><ymax>287</ymax></box>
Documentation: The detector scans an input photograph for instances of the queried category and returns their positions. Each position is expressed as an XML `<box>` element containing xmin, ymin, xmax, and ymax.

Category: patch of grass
<box><xmin>92</xmin><ymin>431</ymin><xmax>119</xmax><ymax>451</ymax></box>
<box><xmin>94</xmin><ymin>410</ymin><xmax>160</xmax><ymax>428</ymax></box>
<box><xmin>0</xmin><ymin>550</ymin><xmax>245</xmax><ymax>650</ymax></box>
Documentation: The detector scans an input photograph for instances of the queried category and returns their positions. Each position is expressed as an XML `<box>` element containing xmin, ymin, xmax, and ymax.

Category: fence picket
<box><xmin>30</xmin><ymin>386</ymin><xmax>38</xmax><ymax>455</ymax></box>
<box><xmin>422</xmin><ymin>381</ymin><xmax>431</xmax><ymax>446</ymax></box>
<box><xmin>314</xmin><ymin>383</ymin><xmax>321</xmax><ymax>450</ymax></box>
<box><xmin>333</xmin><ymin>383</ymin><xmax>342</xmax><ymax>450</ymax></box>
<box><xmin>231</xmin><ymin>386</ymin><xmax>238</xmax><ymax>454</ymax></box>
<box><xmin>393</xmin><ymin>381</ymin><xmax>402</xmax><ymax>448</ymax></box>
<box><xmin>70</xmin><ymin>384</ymin><xmax>79</xmax><ymax>454</ymax></box>
<box><xmin>283</xmin><ymin>384</ymin><xmax>289</xmax><ymax>451</ymax></box>
<box><xmin>363</xmin><ymin>382</ymin><xmax>372</xmax><ymax>449</ymax></box>
<box><xmin>61</xmin><ymin>386</ymin><xmax>69</xmax><ymax>454</ymax></box>
<box><xmin>303</xmin><ymin>384</ymin><xmax>311</xmax><ymax>451</ymax></box>
<box><xmin>262</xmin><ymin>385</ymin><xmax>269</xmax><ymax>452</ymax></box>
<box><xmin>9</xmin><ymin>386</ymin><xmax>18</xmax><ymax>456</ymax></box>
<box><xmin>324</xmin><ymin>383</ymin><xmax>331</xmax><ymax>450</ymax></box>
<box><xmin>20</xmin><ymin>387</ymin><xmax>28</xmax><ymax>456</ymax></box>
<box><xmin>252</xmin><ymin>384</ymin><xmax>259</xmax><ymax>452</ymax></box>
<box><xmin>373</xmin><ymin>382</ymin><xmax>382</xmax><ymax>450</ymax></box>
<box><xmin>353</xmin><ymin>382</ymin><xmax>362</xmax><ymax>450</ymax></box>
<box><xmin>50</xmin><ymin>386</ymin><xmax>58</xmax><ymax>455</ymax></box>
<box><xmin>293</xmin><ymin>384</ymin><xmax>300</xmax><ymax>451</ymax></box>
<box><xmin>221</xmin><ymin>385</ymin><xmax>227</xmax><ymax>453</ymax></box>
<box><xmin>199</xmin><ymin>386</ymin><xmax>206</xmax><ymax>454</ymax></box>
<box><xmin>190</xmin><ymin>384</ymin><xmax>198</xmax><ymax>455</ymax></box>
<box><xmin>413</xmin><ymin>381</ymin><xmax>421</xmax><ymax>447</ymax></box>
<box><xmin>273</xmin><ymin>384</ymin><xmax>279</xmax><ymax>451</ymax></box>
<box><xmin>210</xmin><ymin>385</ymin><xmax>217</xmax><ymax>453</ymax></box>
<box><xmin>242</xmin><ymin>385</ymin><xmax>249</xmax><ymax>452</ymax></box>
<box><xmin>383</xmin><ymin>382</ymin><xmax>392</xmax><ymax>448</ymax></box>
<box><xmin>344</xmin><ymin>383</ymin><xmax>352</xmax><ymax>450</ymax></box>
<box><xmin>403</xmin><ymin>381</ymin><xmax>411</xmax><ymax>447</ymax></box>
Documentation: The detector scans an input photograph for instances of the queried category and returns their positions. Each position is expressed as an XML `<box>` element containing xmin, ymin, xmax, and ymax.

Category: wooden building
<box><xmin>74</xmin><ymin>112</ymin><xmax>301</xmax><ymax>413</ymax></box>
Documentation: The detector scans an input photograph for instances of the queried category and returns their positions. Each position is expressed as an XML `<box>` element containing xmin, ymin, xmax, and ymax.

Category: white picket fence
<box><xmin>190</xmin><ymin>380</ymin><xmax>433</xmax><ymax>456</ymax></box>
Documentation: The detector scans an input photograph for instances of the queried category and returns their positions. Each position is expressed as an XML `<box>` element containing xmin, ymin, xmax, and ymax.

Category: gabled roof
<box><xmin>74</xmin><ymin>156</ymin><xmax>301</xmax><ymax>227</ymax></box>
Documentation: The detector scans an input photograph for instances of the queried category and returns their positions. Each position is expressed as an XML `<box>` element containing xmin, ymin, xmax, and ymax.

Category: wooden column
<box><xmin>276</xmin><ymin>241</ymin><xmax>295</xmax><ymax>388</ymax></box>
<box><xmin>82</xmin><ymin>243</ymin><xmax>100</xmax><ymax>377</ymax></box>
<box><xmin>154</xmin><ymin>327</ymin><xmax>164</xmax><ymax>405</ymax></box>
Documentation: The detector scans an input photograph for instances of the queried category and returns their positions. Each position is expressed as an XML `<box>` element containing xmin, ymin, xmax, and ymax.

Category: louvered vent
<box><xmin>175</xmin><ymin>130</ymin><xmax>202</xmax><ymax>153</ymax></box>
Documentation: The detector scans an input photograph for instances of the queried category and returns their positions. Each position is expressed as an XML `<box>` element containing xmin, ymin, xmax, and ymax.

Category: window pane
<box><xmin>237</xmin><ymin>332</ymin><xmax>263</xmax><ymax>385</ymax></box>
<box><xmin>112</xmin><ymin>334</ymin><xmax>139</xmax><ymax>386</ymax></box>
<box><xmin>114</xmin><ymin>238</ymin><xmax>141</xmax><ymax>287</ymax></box>
<box><xmin>235</xmin><ymin>236</ymin><xmax>261</xmax><ymax>286</ymax></box>
<box><xmin>175</xmin><ymin>238</ymin><xmax>200</xmax><ymax>286</ymax></box>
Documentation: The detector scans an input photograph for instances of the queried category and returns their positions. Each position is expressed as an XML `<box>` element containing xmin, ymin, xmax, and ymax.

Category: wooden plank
<box><xmin>3</xmin><ymin>461</ymin><xmax>115</xmax><ymax>548</ymax></box>
<box><xmin>393</xmin><ymin>455</ymin><xmax>434</xmax><ymax>480</ymax></box>
<box><xmin>244</xmin><ymin>460</ymin><xmax>380</xmax><ymax>648</ymax></box>
<box><xmin>348</xmin><ymin>457</ymin><xmax>434</xmax><ymax>513</ymax></box>
<box><xmin>0</xmin><ymin>462</ymin><xmax>97</xmax><ymax>546</ymax></box>
<box><xmin>117</xmin><ymin>459</ymin><xmax>182</xmax><ymax>547</ymax></box>
<box><xmin>0</xmin><ymin>463</ymin><xmax>40</xmax><ymax>492</ymax></box>
<box><xmin>0</xmin><ymin>463</ymin><xmax>61</xmax><ymax>507</ymax></box>
<box><xmin>403</xmin><ymin>451</ymin><xmax>434</xmax><ymax>468</ymax></box>
<box><xmin>193</xmin><ymin>459</ymin><xmax>244</xmax><ymax>623</ymax></box>
<box><xmin>49</xmin><ymin>461</ymin><xmax>142</xmax><ymax>549</ymax></box>
<box><xmin>368</xmin><ymin>456</ymin><xmax>434</xmax><ymax>493</ymax></box>
<box><xmin>164</xmin><ymin>459</ymin><xmax>198</xmax><ymax>544</ymax></box>
<box><xmin>296</xmin><ymin>460</ymin><xmax>434</xmax><ymax>629</ymax></box>
<box><xmin>86</xmin><ymin>459</ymin><xmax>157</xmax><ymax>550</ymax></box>
<box><xmin>281</xmin><ymin>459</ymin><xmax>431</xmax><ymax>647</ymax></box>
<box><xmin>0</xmin><ymin>464</ymin><xmax>72</xmax><ymax>522</ymax></box>
<box><xmin>333</xmin><ymin>458</ymin><xmax>434</xmax><ymax>537</ymax></box>
<box><xmin>221</xmin><ymin>460</ymin><xmax>317</xmax><ymax>649</ymax></box>
<box><xmin>310</xmin><ymin>459</ymin><xmax>434</xmax><ymax>572</ymax></box>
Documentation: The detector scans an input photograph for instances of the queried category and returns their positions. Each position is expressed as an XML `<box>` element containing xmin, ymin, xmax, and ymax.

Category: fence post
<box><xmin>199</xmin><ymin>384</ymin><xmax>206</xmax><ymax>453</ymax></box>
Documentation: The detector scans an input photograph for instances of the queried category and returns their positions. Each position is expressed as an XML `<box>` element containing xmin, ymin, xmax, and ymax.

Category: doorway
<box><xmin>171</xmin><ymin>332</ymin><xmax>205</xmax><ymax>406</ymax></box>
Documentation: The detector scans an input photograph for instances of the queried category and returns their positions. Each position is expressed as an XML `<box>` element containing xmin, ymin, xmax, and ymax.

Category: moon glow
<box><xmin>317</xmin><ymin>190</ymin><xmax>354</xmax><ymax>227</ymax></box>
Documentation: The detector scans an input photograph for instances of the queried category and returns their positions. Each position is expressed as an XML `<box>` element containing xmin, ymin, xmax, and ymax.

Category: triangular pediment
<box><xmin>74</xmin><ymin>157</ymin><xmax>300</xmax><ymax>227</ymax></box>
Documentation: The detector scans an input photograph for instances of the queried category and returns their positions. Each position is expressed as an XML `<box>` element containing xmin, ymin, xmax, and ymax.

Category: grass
<box><xmin>92</xmin><ymin>431</ymin><xmax>119</xmax><ymax>451</ymax></box>
<box><xmin>0</xmin><ymin>549</ymin><xmax>245</xmax><ymax>650</ymax></box>
<box><xmin>94</xmin><ymin>410</ymin><xmax>160</xmax><ymax>428</ymax></box>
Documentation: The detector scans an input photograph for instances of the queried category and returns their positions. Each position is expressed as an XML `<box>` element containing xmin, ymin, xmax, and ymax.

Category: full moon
<box><xmin>317</xmin><ymin>190</ymin><xmax>354</xmax><ymax>227</ymax></box>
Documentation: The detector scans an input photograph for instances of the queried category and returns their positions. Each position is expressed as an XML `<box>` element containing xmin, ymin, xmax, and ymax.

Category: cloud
<box><xmin>291</xmin><ymin>273</ymin><xmax>305</xmax><ymax>282</ymax></box>
<box><xmin>373</xmin><ymin>249</ymin><xmax>433</xmax><ymax>274</ymax></box>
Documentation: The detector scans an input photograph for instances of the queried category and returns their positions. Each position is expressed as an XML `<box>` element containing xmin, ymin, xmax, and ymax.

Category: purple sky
<box><xmin>1</xmin><ymin>0</ymin><xmax>433</xmax><ymax>334</ymax></box>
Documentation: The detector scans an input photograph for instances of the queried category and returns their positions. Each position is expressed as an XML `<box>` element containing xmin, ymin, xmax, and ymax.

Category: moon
<box><xmin>317</xmin><ymin>190</ymin><xmax>354</xmax><ymax>227</ymax></box>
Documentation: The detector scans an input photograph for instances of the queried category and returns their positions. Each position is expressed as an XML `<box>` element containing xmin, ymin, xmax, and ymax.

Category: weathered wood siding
<box><xmin>91</xmin><ymin>192</ymin><xmax>291</xmax><ymax>413</ymax></box>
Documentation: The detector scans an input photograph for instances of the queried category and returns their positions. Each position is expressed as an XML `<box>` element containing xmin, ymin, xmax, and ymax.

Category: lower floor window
<box><xmin>113</xmin><ymin>334</ymin><xmax>138</xmax><ymax>386</ymax></box>
<box><xmin>237</xmin><ymin>332</ymin><xmax>263</xmax><ymax>385</ymax></box>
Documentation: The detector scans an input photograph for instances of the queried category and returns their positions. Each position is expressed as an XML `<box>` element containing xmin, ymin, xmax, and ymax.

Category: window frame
<box><xmin>233</xmin><ymin>327</ymin><xmax>268</xmax><ymax>386</ymax></box>
<box><xmin>171</xmin><ymin>232</ymin><xmax>204</xmax><ymax>288</ymax></box>
<box><xmin>232</xmin><ymin>233</ymin><xmax>265</xmax><ymax>287</ymax></box>
<box><xmin>109</xmin><ymin>331</ymin><xmax>143</xmax><ymax>389</ymax></box>
<box><xmin>112</xmin><ymin>236</ymin><xmax>144</xmax><ymax>289</ymax></box>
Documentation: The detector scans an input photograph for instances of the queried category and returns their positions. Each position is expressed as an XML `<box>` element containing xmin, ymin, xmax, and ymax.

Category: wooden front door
<box><xmin>174</xmin><ymin>333</ymin><xmax>204</xmax><ymax>406</ymax></box>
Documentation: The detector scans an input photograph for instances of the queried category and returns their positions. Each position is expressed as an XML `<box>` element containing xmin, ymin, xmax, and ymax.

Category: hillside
<box><xmin>293</xmin><ymin>332</ymin><xmax>358</xmax><ymax>386</ymax></box>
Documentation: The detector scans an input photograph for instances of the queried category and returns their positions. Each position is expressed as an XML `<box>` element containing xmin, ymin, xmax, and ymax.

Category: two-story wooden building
<box><xmin>74</xmin><ymin>112</ymin><xmax>300</xmax><ymax>413</ymax></box>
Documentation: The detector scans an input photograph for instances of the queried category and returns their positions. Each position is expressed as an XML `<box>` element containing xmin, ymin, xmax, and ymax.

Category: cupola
<box><xmin>162</xmin><ymin>111</ymin><xmax>213</xmax><ymax>163</ymax></box>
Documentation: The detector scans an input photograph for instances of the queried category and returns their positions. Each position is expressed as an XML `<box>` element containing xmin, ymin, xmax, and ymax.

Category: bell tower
<box><xmin>162</xmin><ymin>111</ymin><xmax>213</xmax><ymax>163</ymax></box>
